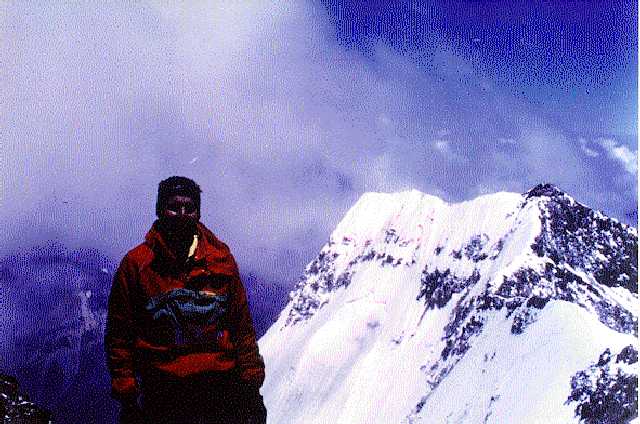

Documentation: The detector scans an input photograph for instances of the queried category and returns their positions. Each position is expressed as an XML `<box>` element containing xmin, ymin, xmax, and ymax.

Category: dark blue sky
<box><xmin>322</xmin><ymin>0</ymin><xmax>636</xmax><ymax>137</ymax></box>
<box><xmin>1</xmin><ymin>1</ymin><xmax>637</xmax><ymax>287</ymax></box>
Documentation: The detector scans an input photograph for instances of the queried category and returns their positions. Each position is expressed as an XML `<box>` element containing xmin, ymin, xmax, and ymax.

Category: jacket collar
<box><xmin>145</xmin><ymin>220</ymin><xmax>237</xmax><ymax>277</ymax></box>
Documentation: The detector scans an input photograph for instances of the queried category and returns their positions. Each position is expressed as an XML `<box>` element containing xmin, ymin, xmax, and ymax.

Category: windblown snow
<box><xmin>259</xmin><ymin>184</ymin><xmax>638</xmax><ymax>424</ymax></box>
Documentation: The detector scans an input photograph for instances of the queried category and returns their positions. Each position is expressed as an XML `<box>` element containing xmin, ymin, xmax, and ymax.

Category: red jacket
<box><xmin>105</xmin><ymin>220</ymin><xmax>265</xmax><ymax>401</ymax></box>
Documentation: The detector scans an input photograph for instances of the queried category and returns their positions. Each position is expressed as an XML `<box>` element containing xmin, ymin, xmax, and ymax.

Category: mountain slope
<box><xmin>259</xmin><ymin>184</ymin><xmax>638</xmax><ymax>424</ymax></box>
<box><xmin>0</xmin><ymin>246</ymin><xmax>117</xmax><ymax>424</ymax></box>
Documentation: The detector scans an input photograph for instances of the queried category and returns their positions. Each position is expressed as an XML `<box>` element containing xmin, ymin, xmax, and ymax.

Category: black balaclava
<box><xmin>155</xmin><ymin>176</ymin><xmax>202</xmax><ymax>256</ymax></box>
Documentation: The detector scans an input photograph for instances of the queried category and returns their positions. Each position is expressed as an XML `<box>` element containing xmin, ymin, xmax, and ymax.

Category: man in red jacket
<box><xmin>105</xmin><ymin>176</ymin><xmax>267</xmax><ymax>424</ymax></box>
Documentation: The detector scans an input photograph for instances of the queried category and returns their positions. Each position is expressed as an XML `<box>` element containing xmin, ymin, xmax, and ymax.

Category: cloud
<box><xmin>434</xmin><ymin>139</ymin><xmax>450</xmax><ymax>154</ymax></box>
<box><xmin>497</xmin><ymin>137</ymin><xmax>517</xmax><ymax>146</ymax></box>
<box><xmin>596</xmin><ymin>138</ymin><xmax>638</xmax><ymax>175</ymax></box>
<box><xmin>579</xmin><ymin>138</ymin><xmax>600</xmax><ymax>157</ymax></box>
<box><xmin>0</xmin><ymin>1</ymin><xmax>635</xmax><ymax>289</ymax></box>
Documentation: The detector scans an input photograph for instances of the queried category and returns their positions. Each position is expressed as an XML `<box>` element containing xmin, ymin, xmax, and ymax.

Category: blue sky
<box><xmin>1</xmin><ymin>1</ymin><xmax>637</xmax><ymax>286</ymax></box>
<box><xmin>325</xmin><ymin>0</ymin><xmax>636</xmax><ymax>137</ymax></box>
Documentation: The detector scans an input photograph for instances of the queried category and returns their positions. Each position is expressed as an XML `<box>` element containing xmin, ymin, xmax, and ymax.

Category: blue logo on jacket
<box><xmin>145</xmin><ymin>288</ymin><xmax>228</xmax><ymax>346</ymax></box>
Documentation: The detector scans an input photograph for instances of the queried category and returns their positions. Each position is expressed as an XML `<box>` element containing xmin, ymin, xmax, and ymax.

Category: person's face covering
<box><xmin>158</xmin><ymin>194</ymin><xmax>200</xmax><ymax>248</ymax></box>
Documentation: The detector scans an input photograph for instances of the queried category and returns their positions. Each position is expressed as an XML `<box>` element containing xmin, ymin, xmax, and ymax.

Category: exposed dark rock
<box><xmin>440</xmin><ymin>315</ymin><xmax>485</xmax><ymax>361</ymax></box>
<box><xmin>417</xmin><ymin>267</ymin><xmax>481</xmax><ymax>310</ymax></box>
<box><xmin>381</xmin><ymin>253</ymin><xmax>401</xmax><ymax>267</ymax></box>
<box><xmin>287</xmin><ymin>246</ymin><xmax>344</xmax><ymax>324</ymax></box>
<box><xmin>566</xmin><ymin>346</ymin><xmax>638</xmax><ymax>424</ymax></box>
<box><xmin>528</xmin><ymin>185</ymin><xmax>637</xmax><ymax>294</ymax></box>
<box><xmin>384</xmin><ymin>228</ymin><xmax>400</xmax><ymax>244</ymax></box>
<box><xmin>497</xmin><ymin>268</ymin><xmax>537</xmax><ymax>299</ymax></box>
<box><xmin>443</xmin><ymin>296</ymin><xmax>475</xmax><ymax>339</ymax></box>
<box><xmin>617</xmin><ymin>345</ymin><xmax>638</xmax><ymax>365</ymax></box>
<box><xmin>449</xmin><ymin>234</ymin><xmax>493</xmax><ymax>262</ymax></box>
<box><xmin>525</xmin><ymin>183</ymin><xmax>566</xmax><ymax>199</ymax></box>
<box><xmin>511</xmin><ymin>307</ymin><xmax>539</xmax><ymax>335</ymax></box>
<box><xmin>494</xmin><ymin>261</ymin><xmax>636</xmax><ymax>337</ymax></box>
<box><xmin>488</xmin><ymin>238</ymin><xmax>505</xmax><ymax>260</ymax></box>
<box><xmin>526</xmin><ymin>295</ymin><xmax>551</xmax><ymax>309</ymax></box>
<box><xmin>0</xmin><ymin>373</ymin><xmax>51</xmax><ymax>424</ymax></box>
<box><xmin>463</xmin><ymin>234</ymin><xmax>490</xmax><ymax>262</ymax></box>
<box><xmin>593</xmin><ymin>301</ymin><xmax>637</xmax><ymax>336</ymax></box>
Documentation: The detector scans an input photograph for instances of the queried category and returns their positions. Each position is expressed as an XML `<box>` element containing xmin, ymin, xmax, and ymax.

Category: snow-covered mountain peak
<box><xmin>330</xmin><ymin>189</ymin><xmax>444</xmax><ymax>243</ymax></box>
<box><xmin>260</xmin><ymin>185</ymin><xmax>638</xmax><ymax>424</ymax></box>
<box><xmin>282</xmin><ymin>187</ymin><xmax>539</xmax><ymax>327</ymax></box>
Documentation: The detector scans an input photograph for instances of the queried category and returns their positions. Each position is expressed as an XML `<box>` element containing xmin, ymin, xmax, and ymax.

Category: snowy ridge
<box><xmin>259</xmin><ymin>184</ymin><xmax>638</xmax><ymax>424</ymax></box>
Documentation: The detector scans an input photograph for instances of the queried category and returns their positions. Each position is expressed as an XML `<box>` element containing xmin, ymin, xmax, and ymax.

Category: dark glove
<box><xmin>241</xmin><ymin>383</ymin><xmax>267</xmax><ymax>424</ymax></box>
<box><xmin>119</xmin><ymin>394</ymin><xmax>144</xmax><ymax>424</ymax></box>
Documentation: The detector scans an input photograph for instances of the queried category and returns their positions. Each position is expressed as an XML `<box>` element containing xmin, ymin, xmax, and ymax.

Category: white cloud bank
<box><xmin>579</xmin><ymin>138</ymin><xmax>600</xmax><ymax>158</ymax></box>
<box><xmin>0</xmin><ymin>2</ymin><xmax>635</xmax><ymax>285</ymax></box>
<box><xmin>597</xmin><ymin>138</ymin><xmax>638</xmax><ymax>175</ymax></box>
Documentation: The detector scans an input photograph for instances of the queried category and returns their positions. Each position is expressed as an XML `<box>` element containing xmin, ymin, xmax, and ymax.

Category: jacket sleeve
<box><xmin>104</xmin><ymin>255</ymin><xmax>139</xmax><ymax>401</ymax></box>
<box><xmin>227</xmin><ymin>258</ymin><xmax>266</xmax><ymax>388</ymax></box>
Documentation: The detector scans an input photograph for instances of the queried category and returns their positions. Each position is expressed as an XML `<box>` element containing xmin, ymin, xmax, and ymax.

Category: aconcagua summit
<box><xmin>259</xmin><ymin>184</ymin><xmax>638</xmax><ymax>424</ymax></box>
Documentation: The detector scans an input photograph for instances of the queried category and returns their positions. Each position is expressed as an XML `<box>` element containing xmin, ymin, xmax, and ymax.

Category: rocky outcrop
<box><xmin>0</xmin><ymin>374</ymin><xmax>51</xmax><ymax>424</ymax></box>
